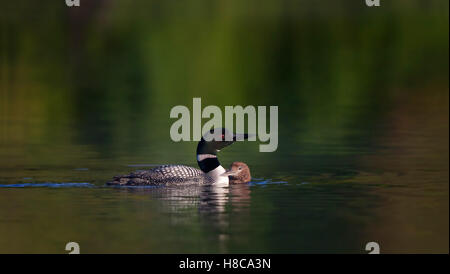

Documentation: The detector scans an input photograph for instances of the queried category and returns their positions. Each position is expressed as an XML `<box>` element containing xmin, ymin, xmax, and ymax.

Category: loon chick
<box><xmin>107</xmin><ymin>128</ymin><xmax>250</xmax><ymax>186</ymax></box>
<box><xmin>223</xmin><ymin>162</ymin><xmax>251</xmax><ymax>184</ymax></box>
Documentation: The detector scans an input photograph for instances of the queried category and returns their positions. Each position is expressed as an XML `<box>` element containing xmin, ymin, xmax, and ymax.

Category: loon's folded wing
<box><xmin>107</xmin><ymin>165</ymin><xmax>204</xmax><ymax>186</ymax></box>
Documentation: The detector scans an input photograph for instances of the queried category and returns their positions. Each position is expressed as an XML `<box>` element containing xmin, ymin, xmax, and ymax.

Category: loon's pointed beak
<box><xmin>232</xmin><ymin>133</ymin><xmax>255</xmax><ymax>141</ymax></box>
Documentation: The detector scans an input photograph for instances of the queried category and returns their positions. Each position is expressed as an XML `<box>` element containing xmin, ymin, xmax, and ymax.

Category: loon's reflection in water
<box><xmin>113</xmin><ymin>183</ymin><xmax>251</xmax><ymax>214</ymax></box>
<box><xmin>113</xmin><ymin>183</ymin><xmax>251</xmax><ymax>251</ymax></box>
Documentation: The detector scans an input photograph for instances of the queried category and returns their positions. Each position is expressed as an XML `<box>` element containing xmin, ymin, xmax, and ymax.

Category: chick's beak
<box><xmin>221</xmin><ymin>169</ymin><xmax>240</xmax><ymax>177</ymax></box>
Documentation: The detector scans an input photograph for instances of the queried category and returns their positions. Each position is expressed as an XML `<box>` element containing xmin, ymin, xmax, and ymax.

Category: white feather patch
<box><xmin>197</xmin><ymin>154</ymin><xmax>217</xmax><ymax>162</ymax></box>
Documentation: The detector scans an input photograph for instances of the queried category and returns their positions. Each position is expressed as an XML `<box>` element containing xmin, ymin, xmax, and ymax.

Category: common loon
<box><xmin>107</xmin><ymin>128</ymin><xmax>251</xmax><ymax>186</ymax></box>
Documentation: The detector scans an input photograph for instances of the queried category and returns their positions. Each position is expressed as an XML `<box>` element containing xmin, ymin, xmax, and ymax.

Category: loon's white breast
<box><xmin>207</xmin><ymin>165</ymin><xmax>229</xmax><ymax>186</ymax></box>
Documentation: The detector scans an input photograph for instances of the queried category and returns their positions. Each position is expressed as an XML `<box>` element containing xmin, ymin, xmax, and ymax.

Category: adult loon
<box><xmin>107</xmin><ymin>128</ymin><xmax>251</xmax><ymax>186</ymax></box>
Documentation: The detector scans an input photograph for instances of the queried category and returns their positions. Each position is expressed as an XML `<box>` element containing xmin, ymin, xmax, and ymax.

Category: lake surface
<box><xmin>0</xmin><ymin>89</ymin><xmax>448</xmax><ymax>254</ymax></box>
<box><xmin>0</xmin><ymin>0</ymin><xmax>448</xmax><ymax>254</ymax></box>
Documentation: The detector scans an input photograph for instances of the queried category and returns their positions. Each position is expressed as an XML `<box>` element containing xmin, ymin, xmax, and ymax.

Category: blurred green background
<box><xmin>0</xmin><ymin>0</ymin><xmax>448</xmax><ymax>253</ymax></box>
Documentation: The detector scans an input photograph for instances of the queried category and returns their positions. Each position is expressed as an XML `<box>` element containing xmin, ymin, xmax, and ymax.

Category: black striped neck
<box><xmin>197</xmin><ymin>156</ymin><xmax>221</xmax><ymax>173</ymax></box>
<box><xmin>196</xmin><ymin>139</ymin><xmax>221</xmax><ymax>173</ymax></box>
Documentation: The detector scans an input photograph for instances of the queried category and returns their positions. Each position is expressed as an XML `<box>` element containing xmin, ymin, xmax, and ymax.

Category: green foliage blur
<box><xmin>0</xmin><ymin>0</ymin><xmax>448</xmax><ymax>164</ymax></box>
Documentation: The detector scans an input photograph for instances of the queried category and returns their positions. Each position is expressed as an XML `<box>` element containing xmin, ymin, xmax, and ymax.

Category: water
<box><xmin>0</xmin><ymin>91</ymin><xmax>447</xmax><ymax>253</ymax></box>
<box><xmin>0</xmin><ymin>0</ymin><xmax>448</xmax><ymax>253</ymax></box>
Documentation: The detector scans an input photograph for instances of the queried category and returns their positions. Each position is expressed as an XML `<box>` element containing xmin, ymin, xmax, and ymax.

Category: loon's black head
<box><xmin>197</xmin><ymin>128</ymin><xmax>249</xmax><ymax>155</ymax></box>
<box><xmin>196</xmin><ymin>128</ymin><xmax>250</xmax><ymax>173</ymax></box>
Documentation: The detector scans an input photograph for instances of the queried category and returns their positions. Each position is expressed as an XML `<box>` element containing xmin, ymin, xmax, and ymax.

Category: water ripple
<box><xmin>0</xmin><ymin>182</ymin><xmax>95</xmax><ymax>188</ymax></box>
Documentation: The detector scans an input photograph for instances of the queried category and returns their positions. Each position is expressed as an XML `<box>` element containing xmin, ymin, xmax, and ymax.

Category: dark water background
<box><xmin>0</xmin><ymin>0</ymin><xmax>448</xmax><ymax>253</ymax></box>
